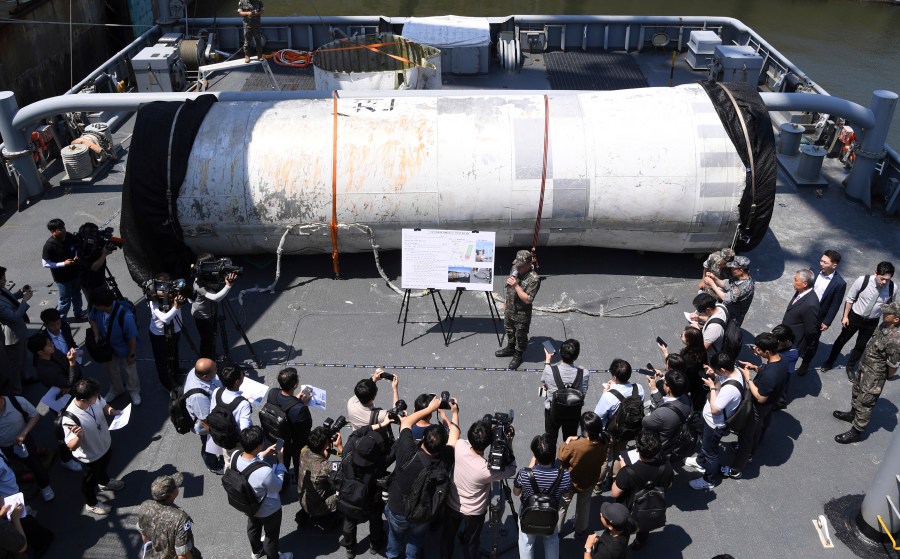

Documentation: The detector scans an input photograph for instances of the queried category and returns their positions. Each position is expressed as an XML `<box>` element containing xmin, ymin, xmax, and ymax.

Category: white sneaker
<box><xmin>689</xmin><ymin>477</ymin><xmax>718</xmax><ymax>490</ymax></box>
<box><xmin>129</xmin><ymin>391</ymin><xmax>142</xmax><ymax>406</ymax></box>
<box><xmin>99</xmin><ymin>479</ymin><xmax>125</xmax><ymax>491</ymax></box>
<box><xmin>104</xmin><ymin>390</ymin><xmax>123</xmax><ymax>403</ymax></box>
<box><xmin>684</xmin><ymin>456</ymin><xmax>706</xmax><ymax>474</ymax></box>
<box><xmin>61</xmin><ymin>459</ymin><xmax>82</xmax><ymax>472</ymax></box>
<box><xmin>41</xmin><ymin>486</ymin><xmax>55</xmax><ymax>501</ymax></box>
<box><xmin>85</xmin><ymin>503</ymin><xmax>111</xmax><ymax>515</ymax></box>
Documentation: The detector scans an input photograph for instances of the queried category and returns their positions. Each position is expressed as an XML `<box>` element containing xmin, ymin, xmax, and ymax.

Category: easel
<box><xmin>444</xmin><ymin>287</ymin><xmax>503</xmax><ymax>346</ymax></box>
<box><xmin>397</xmin><ymin>288</ymin><xmax>449</xmax><ymax>346</ymax></box>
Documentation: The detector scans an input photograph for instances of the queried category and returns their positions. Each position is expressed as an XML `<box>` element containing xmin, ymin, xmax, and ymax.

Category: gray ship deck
<box><xmin>1</xmin><ymin>49</ymin><xmax>899</xmax><ymax>559</ymax></box>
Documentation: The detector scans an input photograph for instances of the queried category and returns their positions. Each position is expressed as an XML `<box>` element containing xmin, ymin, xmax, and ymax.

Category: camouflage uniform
<box><xmin>850</xmin><ymin>322</ymin><xmax>900</xmax><ymax>432</ymax></box>
<box><xmin>299</xmin><ymin>447</ymin><xmax>338</xmax><ymax>519</ymax></box>
<box><xmin>504</xmin><ymin>265</ymin><xmax>540</xmax><ymax>355</ymax></box>
<box><xmin>238</xmin><ymin>0</ymin><xmax>264</xmax><ymax>55</ymax></box>
<box><xmin>138</xmin><ymin>499</ymin><xmax>197</xmax><ymax>559</ymax></box>
<box><xmin>701</xmin><ymin>248</ymin><xmax>735</xmax><ymax>297</ymax></box>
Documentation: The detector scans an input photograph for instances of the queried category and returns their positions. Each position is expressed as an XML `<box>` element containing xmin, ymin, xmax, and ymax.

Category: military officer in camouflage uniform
<box><xmin>138</xmin><ymin>474</ymin><xmax>200</xmax><ymax>559</ymax></box>
<box><xmin>495</xmin><ymin>250</ymin><xmax>540</xmax><ymax>370</ymax></box>
<box><xmin>237</xmin><ymin>0</ymin><xmax>264</xmax><ymax>63</ymax></box>
<box><xmin>698</xmin><ymin>247</ymin><xmax>735</xmax><ymax>297</ymax></box>
<box><xmin>833</xmin><ymin>301</ymin><xmax>900</xmax><ymax>444</ymax></box>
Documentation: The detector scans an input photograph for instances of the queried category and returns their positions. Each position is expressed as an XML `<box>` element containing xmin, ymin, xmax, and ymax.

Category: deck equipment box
<box><xmin>402</xmin><ymin>16</ymin><xmax>491</xmax><ymax>74</ymax></box>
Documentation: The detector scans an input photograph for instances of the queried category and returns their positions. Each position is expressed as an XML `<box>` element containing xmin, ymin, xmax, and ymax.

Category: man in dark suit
<box><xmin>0</xmin><ymin>266</ymin><xmax>33</xmax><ymax>395</ymax></box>
<box><xmin>797</xmin><ymin>250</ymin><xmax>847</xmax><ymax>375</ymax></box>
<box><xmin>782</xmin><ymin>269</ymin><xmax>820</xmax><ymax>358</ymax></box>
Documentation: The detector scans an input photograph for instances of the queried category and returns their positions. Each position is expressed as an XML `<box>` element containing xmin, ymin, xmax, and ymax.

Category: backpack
<box><xmin>221</xmin><ymin>453</ymin><xmax>268</xmax><ymax>516</ymax></box>
<box><xmin>55</xmin><ymin>404</ymin><xmax>80</xmax><ymax>449</ymax></box>
<box><xmin>519</xmin><ymin>468</ymin><xmax>564</xmax><ymax>536</ymax></box>
<box><xmin>206</xmin><ymin>390</ymin><xmax>246</xmax><ymax>448</ymax></box>
<box><xmin>607</xmin><ymin>385</ymin><xmax>644</xmax><ymax>441</ymax></box>
<box><xmin>169</xmin><ymin>385</ymin><xmax>210</xmax><ymax>435</ymax></box>
<box><xmin>628</xmin><ymin>464</ymin><xmax>669</xmax><ymax>533</ymax></box>
<box><xmin>706</xmin><ymin>304</ymin><xmax>743</xmax><ymax>360</ymax></box>
<box><xmin>658</xmin><ymin>403</ymin><xmax>700</xmax><ymax>459</ymax></box>
<box><xmin>859</xmin><ymin>275</ymin><xmax>895</xmax><ymax>305</ymax></box>
<box><xmin>401</xmin><ymin>453</ymin><xmax>451</xmax><ymax>524</ymax></box>
<box><xmin>333</xmin><ymin>448</ymin><xmax>374</xmax><ymax>522</ymax></box>
<box><xmin>722</xmin><ymin>379</ymin><xmax>754</xmax><ymax>432</ymax></box>
<box><xmin>549</xmin><ymin>366</ymin><xmax>585</xmax><ymax>424</ymax></box>
<box><xmin>258</xmin><ymin>388</ymin><xmax>302</xmax><ymax>443</ymax></box>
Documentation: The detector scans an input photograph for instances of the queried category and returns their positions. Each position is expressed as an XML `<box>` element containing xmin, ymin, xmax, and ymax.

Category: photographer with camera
<box><xmin>74</xmin><ymin>223</ymin><xmax>121</xmax><ymax>306</ymax></box>
<box><xmin>192</xmin><ymin>254</ymin><xmax>239</xmax><ymax>359</ymax></box>
<box><xmin>556</xmin><ymin>412</ymin><xmax>608</xmax><ymax>539</ymax></box>
<box><xmin>147</xmin><ymin>273</ymin><xmax>189</xmax><ymax>391</ymax></box>
<box><xmin>410</xmin><ymin>393</ymin><xmax>453</xmax><ymax>442</ymax></box>
<box><xmin>514</xmin><ymin>434</ymin><xmax>572</xmax><ymax>559</ymax></box>
<box><xmin>441</xmin><ymin>408</ymin><xmax>513</xmax><ymax>559</ymax></box>
<box><xmin>0</xmin><ymin>266</ymin><xmax>33</xmax><ymax>395</ymax></box>
<box><xmin>42</xmin><ymin>219</ymin><xmax>85</xmax><ymax>321</ymax></box>
<box><xmin>297</xmin><ymin>426</ymin><xmax>343</xmax><ymax>530</ymax></box>
<box><xmin>259</xmin><ymin>368</ymin><xmax>312</xmax><ymax>490</ymax></box>
<box><xmin>541</xmin><ymin>339</ymin><xmax>589</xmax><ymax>444</ymax></box>
<box><xmin>385</xmin><ymin>395</ymin><xmax>458</xmax><ymax>559</ymax></box>
<box><xmin>612</xmin><ymin>430</ymin><xmax>673</xmax><ymax>551</ymax></box>
<box><xmin>337</xmin><ymin>412</ymin><xmax>394</xmax><ymax>558</ymax></box>
<box><xmin>347</xmin><ymin>369</ymin><xmax>401</xmax><ymax>431</ymax></box>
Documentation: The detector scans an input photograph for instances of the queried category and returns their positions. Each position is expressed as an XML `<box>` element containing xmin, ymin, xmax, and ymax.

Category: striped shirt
<box><xmin>514</xmin><ymin>462</ymin><xmax>571</xmax><ymax>502</ymax></box>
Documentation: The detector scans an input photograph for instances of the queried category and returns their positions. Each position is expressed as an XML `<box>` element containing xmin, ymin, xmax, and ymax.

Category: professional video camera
<box><xmin>483</xmin><ymin>412</ymin><xmax>515</xmax><ymax>471</ymax></box>
<box><xmin>386</xmin><ymin>400</ymin><xmax>408</xmax><ymax>422</ymax></box>
<box><xmin>143</xmin><ymin>277</ymin><xmax>192</xmax><ymax>306</ymax></box>
<box><xmin>194</xmin><ymin>256</ymin><xmax>243</xmax><ymax>290</ymax></box>
<box><xmin>75</xmin><ymin>222</ymin><xmax>123</xmax><ymax>260</ymax></box>
<box><xmin>322</xmin><ymin>415</ymin><xmax>348</xmax><ymax>442</ymax></box>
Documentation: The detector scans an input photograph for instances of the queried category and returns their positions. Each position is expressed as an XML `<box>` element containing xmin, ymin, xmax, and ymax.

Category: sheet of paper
<box><xmin>684</xmin><ymin>311</ymin><xmax>695</xmax><ymax>323</ymax></box>
<box><xmin>109</xmin><ymin>404</ymin><xmax>132</xmax><ymax>430</ymax></box>
<box><xmin>3</xmin><ymin>493</ymin><xmax>26</xmax><ymax>518</ymax></box>
<box><xmin>40</xmin><ymin>387</ymin><xmax>70</xmax><ymax>414</ymax></box>
<box><xmin>300</xmin><ymin>385</ymin><xmax>327</xmax><ymax>410</ymax></box>
<box><xmin>239</xmin><ymin>377</ymin><xmax>270</xmax><ymax>405</ymax></box>
<box><xmin>204</xmin><ymin>435</ymin><xmax>223</xmax><ymax>455</ymax></box>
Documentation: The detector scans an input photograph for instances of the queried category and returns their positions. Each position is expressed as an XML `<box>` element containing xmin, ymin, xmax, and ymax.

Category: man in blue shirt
<box><xmin>88</xmin><ymin>290</ymin><xmax>141</xmax><ymax>406</ymax></box>
<box><xmin>514</xmin><ymin>434</ymin><xmax>572</xmax><ymax>559</ymax></box>
<box><xmin>184</xmin><ymin>358</ymin><xmax>224</xmax><ymax>474</ymax></box>
<box><xmin>593</xmin><ymin>359</ymin><xmax>645</xmax><ymax>489</ymax></box>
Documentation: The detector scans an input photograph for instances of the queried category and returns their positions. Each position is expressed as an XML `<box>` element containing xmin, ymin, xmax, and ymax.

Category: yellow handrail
<box><xmin>876</xmin><ymin>515</ymin><xmax>900</xmax><ymax>550</ymax></box>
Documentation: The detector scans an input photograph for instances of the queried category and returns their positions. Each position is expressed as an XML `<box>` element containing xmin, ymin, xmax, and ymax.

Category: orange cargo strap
<box><xmin>331</xmin><ymin>91</ymin><xmax>341</xmax><ymax>278</ymax></box>
<box><xmin>318</xmin><ymin>40</ymin><xmax>419</xmax><ymax>68</ymax></box>
<box><xmin>530</xmin><ymin>95</ymin><xmax>550</xmax><ymax>267</ymax></box>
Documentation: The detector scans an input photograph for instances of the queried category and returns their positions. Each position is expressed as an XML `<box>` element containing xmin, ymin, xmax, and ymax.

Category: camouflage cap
<box><xmin>513</xmin><ymin>250</ymin><xmax>532</xmax><ymax>266</ymax></box>
<box><xmin>882</xmin><ymin>301</ymin><xmax>900</xmax><ymax>318</ymax></box>
<box><xmin>720</xmin><ymin>248</ymin><xmax>736</xmax><ymax>260</ymax></box>
<box><xmin>728</xmin><ymin>255</ymin><xmax>751</xmax><ymax>269</ymax></box>
<box><xmin>151</xmin><ymin>472</ymin><xmax>184</xmax><ymax>501</ymax></box>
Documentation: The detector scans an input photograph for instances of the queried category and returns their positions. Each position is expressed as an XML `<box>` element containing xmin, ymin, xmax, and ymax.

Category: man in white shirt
<box><xmin>691</xmin><ymin>293</ymin><xmax>727</xmax><ymax>360</ymax></box>
<box><xmin>147</xmin><ymin>274</ymin><xmax>188</xmax><ymax>391</ymax></box>
<box><xmin>685</xmin><ymin>354</ymin><xmax>744</xmax><ymax>490</ymax></box>
<box><xmin>184</xmin><ymin>358</ymin><xmax>224</xmax><ymax>474</ymax></box>
<box><xmin>346</xmin><ymin>369</ymin><xmax>400</xmax><ymax>431</ymax></box>
<box><xmin>210</xmin><ymin>365</ymin><xmax>252</xmax><ymax>460</ymax></box>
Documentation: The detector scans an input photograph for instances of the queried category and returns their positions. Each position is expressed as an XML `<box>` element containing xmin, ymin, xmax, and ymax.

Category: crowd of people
<box><xmin>1</xmin><ymin>218</ymin><xmax>899</xmax><ymax>559</ymax></box>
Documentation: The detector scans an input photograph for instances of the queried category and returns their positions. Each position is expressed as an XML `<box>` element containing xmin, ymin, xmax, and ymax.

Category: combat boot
<box><xmin>832</xmin><ymin>410</ymin><xmax>853</xmax><ymax>422</ymax></box>
<box><xmin>835</xmin><ymin>428</ymin><xmax>862</xmax><ymax>444</ymax></box>
<box><xmin>495</xmin><ymin>344</ymin><xmax>515</xmax><ymax>358</ymax></box>
<box><xmin>256</xmin><ymin>48</ymin><xmax>263</xmax><ymax>60</ymax></box>
<box><xmin>508</xmin><ymin>353</ymin><xmax>524</xmax><ymax>370</ymax></box>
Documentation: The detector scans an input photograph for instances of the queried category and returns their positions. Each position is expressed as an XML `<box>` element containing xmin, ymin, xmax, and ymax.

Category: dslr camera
<box><xmin>194</xmin><ymin>256</ymin><xmax>243</xmax><ymax>290</ymax></box>
<box><xmin>482</xmin><ymin>412</ymin><xmax>514</xmax><ymax>471</ymax></box>
<box><xmin>75</xmin><ymin>222</ymin><xmax>123</xmax><ymax>260</ymax></box>
<box><xmin>322</xmin><ymin>415</ymin><xmax>348</xmax><ymax>442</ymax></box>
<box><xmin>428</xmin><ymin>391</ymin><xmax>455</xmax><ymax>410</ymax></box>
<box><xmin>386</xmin><ymin>400</ymin><xmax>408</xmax><ymax>422</ymax></box>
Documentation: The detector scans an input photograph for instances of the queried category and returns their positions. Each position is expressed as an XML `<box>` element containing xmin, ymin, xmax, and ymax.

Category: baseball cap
<box><xmin>728</xmin><ymin>255</ymin><xmax>751</xmax><ymax>269</ymax></box>
<box><xmin>352</xmin><ymin>435</ymin><xmax>377</xmax><ymax>468</ymax></box>
<box><xmin>512</xmin><ymin>250</ymin><xmax>532</xmax><ymax>266</ymax></box>
<box><xmin>151</xmin><ymin>473</ymin><xmax>184</xmax><ymax>501</ymax></box>
<box><xmin>600</xmin><ymin>502</ymin><xmax>633</xmax><ymax>531</ymax></box>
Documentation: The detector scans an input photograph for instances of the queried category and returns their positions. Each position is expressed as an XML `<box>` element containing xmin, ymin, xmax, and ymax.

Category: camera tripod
<box><xmin>213</xmin><ymin>298</ymin><xmax>262</xmax><ymax>368</ymax></box>
<box><xmin>156</xmin><ymin>310</ymin><xmax>200</xmax><ymax>388</ymax></box>
<box><xmin>480</xmin><ymin>479</ymin><xmax>518</xmax><ymax>558</ymax></box>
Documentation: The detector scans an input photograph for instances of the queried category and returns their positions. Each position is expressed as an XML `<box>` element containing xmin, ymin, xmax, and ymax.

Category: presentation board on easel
<box><xmin>401</xmin><ymin>229</ymin><xmax>496</xmax><ymax>292</ymax></box>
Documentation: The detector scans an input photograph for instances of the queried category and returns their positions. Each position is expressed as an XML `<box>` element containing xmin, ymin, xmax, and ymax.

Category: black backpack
<box><xmin>55</xmin><ymin>403</ymin><xmax>80</xmax><ymax>449</ymax></box>
<box><xmin>658</xmin><ymin>403</ymin><xmax>700</xmax><ymax>459</ymax></box>
<box><xmin>221</xmin><ymin>453</ymin><xmax>268</xmax><ymax>516</ymax></box>
<box><xmin>401</xmin><ymin>453</ymin><xmax>451</xmax><ymax>524</ymax></box>
<box><xmin>859</xmin><ymin>275</ymin><xmax>896</xmax><ymax>304</ymax></box>
<box><xmin>607</xmin><ymin>385</ymin><xmax>644</xmax><ymax>441</ymax></box>
<box><xmin>706</xmin><ymin>305</ymin><xmax>743</xmax><ymax>360</ymax></box>
<box><xmin>207</xmin><ymin>390</ymin><xmax>246</xmax><ymax>448</ymax></box>
<box><xmin>169</xmin><ymin>385</ymin><xmax>210</xmax><ymax>435</ymax></box>
<box><xmin>258</xmin><ymin>388</ymin><xmax>302</xmax><ymax>443</ymax></box>
<box><xmin>628</xmin><ymin>464</ymin><xmax>669</xmax><ymax>533</ymax></box>
<box><xmin>333</xmin><ymin>448</ymin><xmax>375</xmax><ymax>522</ymax></box>
<box><xmin>519</xmin><ymin>468</ymin><xmax>563</xmax><ymax>536</ymax></box>
<box><xmin>549</xmin><ymin>366</ymin><xmax>585</xmax><ymax>424</ymax></box>
<box><xmin>722</xmin><ymin>379</ymin><xmax>754</xmax><ymax>432</ymax></box>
